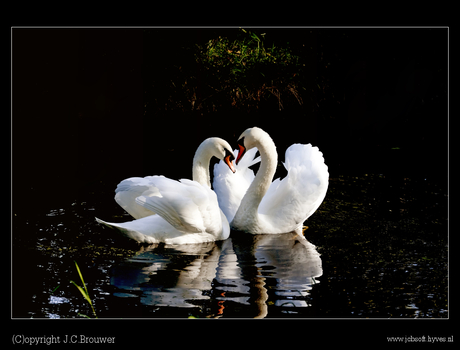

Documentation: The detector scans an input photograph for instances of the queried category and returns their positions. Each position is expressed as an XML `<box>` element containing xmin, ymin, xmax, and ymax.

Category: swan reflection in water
<box><xmin>110</xmin><ymin>231</ymin><xmax>322</xmax><ymax>318</ymax></box>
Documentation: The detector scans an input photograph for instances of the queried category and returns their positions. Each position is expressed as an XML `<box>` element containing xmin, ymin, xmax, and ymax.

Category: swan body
<box><xmin>230</xmin><ymin>127</ymin><xmax>329</xmax><ymax>234</ymax></box>
<box><xmin>96</xmin><ymin>138</ymin><xmax>235</xmax><ymax>244</ymax></box>
<box><xmin>213</xmin><ymin>147</ymin><xmax>261</xmax><ymax>223</ymax></box>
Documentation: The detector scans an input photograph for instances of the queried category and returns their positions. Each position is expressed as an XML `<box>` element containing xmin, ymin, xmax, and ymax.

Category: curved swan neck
<box><xmin>251</xmin><ymin>135</ymin><xmax>278</xmax><ymax>199</ymax></box>
<box><xmin>233</xmin><ymin>132</ymin><xmax>277</xmax><ymax>226</ymax></box>
<box><xmin>192</xmin><ymin>140</ymin><xmax>213</xmax><ymax>188</ymax></box>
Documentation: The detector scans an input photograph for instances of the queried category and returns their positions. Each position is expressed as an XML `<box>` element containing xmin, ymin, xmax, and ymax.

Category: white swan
<box><xmin>96</xmin><ymin>138</ymin><xmax>236</xmax><ymax>244</ymax></box>
<box><xmin>113</xmin><ymin>138</ymin><xmax>236</xmax><ymax>220</ymax></box>
<box><xmin>229</xmin><ymin>127</ymin><xmax>329</xmax><ymax>234</ymax></box>
<box><xmin>213</xmin><ymin>146</ymin><xmax>261</xmax><ymax>223</ymax></box>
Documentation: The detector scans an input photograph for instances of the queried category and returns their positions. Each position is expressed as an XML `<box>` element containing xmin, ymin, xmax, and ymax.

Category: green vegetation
<box><xmin>70</xmin><ymin>261</ymin><xmax>97</xmax><ymax>318</ymax></box>
<box><xmin>163</xmin><ymin>28</ymin><xmax>304</xmax><ymax>113</ymax></box>
<box><xmin>193</xmin><ymin>28</ymin><xmax>303</xmax><ymax>111</ymax></box>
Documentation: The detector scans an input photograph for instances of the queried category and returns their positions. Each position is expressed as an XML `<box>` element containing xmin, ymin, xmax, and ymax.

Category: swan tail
<box><xmin>95</xmin><ymin>214</ymin><xmax>222</xmax><ymax>244</ymax></box>
<box><xmin>95</xmin><ymin>217</ymin><xmax>160</xmax><ymax>244</ymax></box>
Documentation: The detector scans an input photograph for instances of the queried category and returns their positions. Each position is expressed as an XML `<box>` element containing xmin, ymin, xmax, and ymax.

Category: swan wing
<box><xmin>258</xmin><ymin>144</ymin><xmax>329</xmax><ymax>232</ymax></box>
<box><xmin>114</xmin><ymin>176</ymin><xmax>164</xmax><ymax>219</ymax></box>
<box><xmin>135</xmin><ymin>177</ymin><xmax>224</xmax><ymax>236</ymax></box>
<box><xmin>213</xmin><ymin>147</ymin><xmax>260</xmax><ymax>222</ymax></box>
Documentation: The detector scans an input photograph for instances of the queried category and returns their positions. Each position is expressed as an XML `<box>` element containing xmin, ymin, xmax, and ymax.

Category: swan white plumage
<box><xmin>95</xmin><ymin>138</ymin><xmax>236</xmax><ymax>244</ymax></box>
<box><xmin>113</xmin><ymin>138</ymin><xmax>236</xmax><ymax>220</ymax></box>
<box><xmin>213</xmin><ymin>147</ymin><xmax>260</xmax><ymax>223</ymax></box>
<box><xmin>228</xmin><ymin>127</ymin><xmax>329</xmax><ymax>234</ymax></box>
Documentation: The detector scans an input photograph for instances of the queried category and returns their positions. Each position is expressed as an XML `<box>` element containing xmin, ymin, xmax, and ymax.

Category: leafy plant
<box><xmin>70</xmin><ymin>261</ymin><xmax>97</xmax><ymax>318</ymax></box>
<box><xmin>191</xmin><ymin>28</ymin><xmax>305</xmax><ymax>112</ymax></box>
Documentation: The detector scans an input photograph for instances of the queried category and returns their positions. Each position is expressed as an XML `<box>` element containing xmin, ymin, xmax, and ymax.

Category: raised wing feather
<box><xmin>114</xmin><ymin>176</ymin><xmax>164</xmax><ymax>219</ymax></box>
<box><xmin>258</xmin><ymin>144</ymin><xmax>329</xmax><ymax>232</ymax></box>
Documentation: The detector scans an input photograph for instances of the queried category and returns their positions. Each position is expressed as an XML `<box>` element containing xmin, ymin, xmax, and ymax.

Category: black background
<box><xmin>13</xmin><ymin>28</ymin><xmax>448</xmax><ymax>214</ymax></box>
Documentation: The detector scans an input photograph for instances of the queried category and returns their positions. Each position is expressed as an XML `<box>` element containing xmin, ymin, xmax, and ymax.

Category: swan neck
<box><xmin>250</xmin><ymin>138</ymin><xmax>278</xmax><ymax>203</ymax></box>
<box><xmin>192</xmin><ymin>143</ymin><xmax>212</xmax><ymax>188</ymax></box>
<box><xmin>232</xmin><ymin>134</ymin><xmax>277</xmax><ymax>228</ymax></box>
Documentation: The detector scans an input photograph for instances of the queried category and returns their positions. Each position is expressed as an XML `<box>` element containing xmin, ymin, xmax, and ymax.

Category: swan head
<box><xmin>235</xmin><ymin>127</ymin><xmax>265</xmax><ymax>165</ymax></box>
<box><xmin>205</xmin><ymin>137</ymin><xmax>236</xmax><ymax>173</ymax></box>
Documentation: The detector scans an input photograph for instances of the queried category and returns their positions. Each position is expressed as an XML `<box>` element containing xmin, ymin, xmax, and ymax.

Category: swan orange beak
<box><xmin>224</xmin><ymin>155</ymin><xmax>236</xmax><ymax>173</ymax></box>
<box><xmin>235</xmin><ymin>144</ymin><xmax>246</xmax><ymax>166</ymax></box>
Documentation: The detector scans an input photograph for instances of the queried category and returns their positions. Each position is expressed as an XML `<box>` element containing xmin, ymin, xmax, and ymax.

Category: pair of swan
<box><xmin>96</xmin><ymin>127</ymin><xmax>329</xmax><ymax>244</ymax></box>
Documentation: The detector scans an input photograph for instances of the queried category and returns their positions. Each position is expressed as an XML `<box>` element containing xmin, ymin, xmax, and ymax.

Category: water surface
<box><xmin>12</xmin><ymin>174</ymin><xmax>448</xmax><ymax>318</ymax></box>
<box><xmin>109</xmin><ymin>233</ymin><xmax>321</xmax><ymax>318</ymax></box>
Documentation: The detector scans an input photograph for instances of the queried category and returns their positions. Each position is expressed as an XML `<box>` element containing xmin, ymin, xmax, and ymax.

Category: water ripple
<box><xmin>110</xmin><ymin>232</ymin><xmax>322</xmax><ymax>317</ymax></box>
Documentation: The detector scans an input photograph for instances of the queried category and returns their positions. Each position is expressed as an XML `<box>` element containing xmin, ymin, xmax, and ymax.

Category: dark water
<box><xmin>12</xmin><ymin>173</ymin><xmax>448</xmax><ymax>318</ymax></box>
